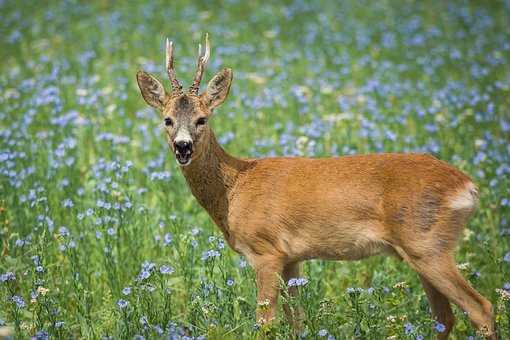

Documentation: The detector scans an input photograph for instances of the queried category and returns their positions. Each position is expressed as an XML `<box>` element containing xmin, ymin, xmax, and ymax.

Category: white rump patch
<box><xmin>449</xmin><ymin>182</ymin><xmax>478</xmax><ymax>210</ymax></box>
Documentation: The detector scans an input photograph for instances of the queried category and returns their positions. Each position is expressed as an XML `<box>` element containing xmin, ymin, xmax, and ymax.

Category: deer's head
<box><xmin>136</xmin><ymin>34</ymin><xmax>232</xmax><ymax>166</ymax></box>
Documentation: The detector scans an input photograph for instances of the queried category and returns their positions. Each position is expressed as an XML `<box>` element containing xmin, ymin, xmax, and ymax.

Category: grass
<box><xmin>1</xmin><ymin>0</ymin><xmax>509</xmax><ymax>338</ymax></box>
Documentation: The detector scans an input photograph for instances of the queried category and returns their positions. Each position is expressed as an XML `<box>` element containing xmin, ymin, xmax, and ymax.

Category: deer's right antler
<box><xmin>166</xmin><ymin>38</ymin><xmax>183</xmax><ymax>95</ymax></box>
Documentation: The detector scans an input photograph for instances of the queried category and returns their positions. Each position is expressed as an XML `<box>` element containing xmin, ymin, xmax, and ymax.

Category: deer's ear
<box><xmin>201</xmin><ymin>68</ymin><xmax>232</xmax><ymax>111</ymax></box>
<box><xmin>136</xmin><ymin>71</ymin><xmax>167</xmax><ymax>110</ymax></box>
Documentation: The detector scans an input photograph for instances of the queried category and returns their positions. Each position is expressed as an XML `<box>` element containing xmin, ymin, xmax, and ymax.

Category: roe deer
<box><xmin>136</xmin><ymin>35</ymin><xmax>495</xmax><ymax>339</ymax></box>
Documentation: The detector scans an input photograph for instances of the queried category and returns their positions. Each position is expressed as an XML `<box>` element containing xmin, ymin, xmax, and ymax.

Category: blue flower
<box><xmin>117</xmin><ymin>299</ymin><xmax>129</xmax><ymax>309</ymax></box>
<box><xmin>154</xmin><ymin>325</ymin><xmax>164</xmax><ymax>335</ymax></box>
<box><xmin>504</xmin><ymin>252</ymin><xmax>510</xmax><ymax>263</ymax></box>
<box><xmin>61</xmin><ymin>198</ymin><xmax>74</xmax><ymax>208</ymax></box>
<box><xmin>404</xmin><ymin>322</ymin><xmax>414</xmax><ymax>335</ymax></box>
<box><xmin>434</xmin><ymin>322</ymin><xmax>446</xmax><ymax>333</ymax></box>
<box><xmin>141</xmin><ymin>261</ymin><xmax>155</xmax><ymax>270</ymax></box>
<box><xmin>138</xmin><ymin>270</ymin><xmax>151</xmax><ymax>281</ymax></box>
<box><xmin>149</xmin><ymin>171</ymin><xmax>171</xmax><ymax>181</ymax></box>
<box><xmin>122</xmin><ymin>287</ymin><xmax>132</xmax><ymax>295</ymax></box>
<box><xmin>163</xmin><ymin>233</ymin><xmax>172</xmax><ymax>246</ymax></box>
<box><xmin>346</xmin><ymin>287</ymin><xmax>364</xmax><ymax>294</ymax></box>
<box><xmin>11</xmin><ymin>295</ymin><xmax>25</xmax><ymax>308</ymax></box>
<box><xmin>34</xmin><ymin>330</ymin><xmax>49</xmax><ymax>340</ymax></box>
<box><xmin>226</xmin><ymin>278</ymin><xmax>235</xmax><ymax>286</ymax></box>
<box><xmin>1</xmin><ymin>272</ymin><xmax>16</xmax><ymax>282</ymax></box>
<box><xmin>59</xmin><ymin>226</ymin><xmax>70</xmax><ymax>237</ymax></box>
<box><xmin>288</xmin><ymin>277</ymin><xmax>309</xmax><ymax>287</ymax></box>
<box><xmin>318</xmin><ymin>329</ymin><xmax>328</xmax><ymax>337</ymax></box>
<box><xmin>159</xmin><ymin>265</ymin><xmax>174</xmax><ymax>275</ymax></box>
<box><xmin>201</xmin><ymin>249</ymin><xmax>221</xmax><ymax>261</ymax></box>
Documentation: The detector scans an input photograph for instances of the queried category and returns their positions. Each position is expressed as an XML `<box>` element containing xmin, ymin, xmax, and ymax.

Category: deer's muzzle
<box><xmin>173</xmin><ymin>140</ymin><xmax>193</xmax><ymax>166</ymax></box>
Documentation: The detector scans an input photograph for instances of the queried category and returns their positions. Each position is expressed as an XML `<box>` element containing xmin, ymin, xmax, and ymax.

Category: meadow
<box><xmin>1</xmin><ymin>0</ymin><xmax>510</xmax><ymax>338</ymax></box>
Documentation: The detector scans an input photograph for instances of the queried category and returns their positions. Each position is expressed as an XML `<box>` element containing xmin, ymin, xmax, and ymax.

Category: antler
<box><xmin>166</xmin><ymin>38</ymin><xmax>183</xmax><ymax>95</ymax></box>
<box><xmin>188</xmin><ymin>33</ymin><xmax>210</xmax><ymax>95</ymax></box>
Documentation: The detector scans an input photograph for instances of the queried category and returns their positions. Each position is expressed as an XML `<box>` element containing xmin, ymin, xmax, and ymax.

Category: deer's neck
<box><xmin>180</xmin><ymin>128</ymin><xmax>249</xmax><ymax>237</ymax></box>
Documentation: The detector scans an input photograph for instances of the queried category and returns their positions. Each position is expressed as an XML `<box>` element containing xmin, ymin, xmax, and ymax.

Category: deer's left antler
<box><xmin>188</xmin><ymin>33</ymin><xmax>210</xmax><ymax>95</ymax></box>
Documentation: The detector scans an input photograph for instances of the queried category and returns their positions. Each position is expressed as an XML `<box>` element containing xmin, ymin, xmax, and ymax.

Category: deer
<box><xmin>135</xmin><ymin>34</ymin><xmax>496</xmax><ymax>339</ymax></box>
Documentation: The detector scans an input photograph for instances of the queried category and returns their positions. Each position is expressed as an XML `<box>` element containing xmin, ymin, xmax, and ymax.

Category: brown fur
<box><xmin>136</xmin><ymin>38</ymin><xmax>495</xmax><ymax>339</ymax></box>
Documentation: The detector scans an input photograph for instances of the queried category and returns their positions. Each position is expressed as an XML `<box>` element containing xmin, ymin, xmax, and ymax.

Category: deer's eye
<box><xmin>196</xmin><ymin>117</ymin><xmax>207</xmax><ymax>126</ymax></box>
<box><xmin>164</xmin><ymin>117</ymin><xmax>173</xmax><ymax>127</ymax></box>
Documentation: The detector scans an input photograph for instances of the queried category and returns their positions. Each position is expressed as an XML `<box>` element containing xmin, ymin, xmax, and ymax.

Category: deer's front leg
<box><xmin>281</xmin><ymin>261</ymin><xmax>304</xmax><ymax>329</ymax></box>
<box><xmin>254</xmin><ymin>255</ymin><xmax>285</xmax><ymax>325</ymax></box>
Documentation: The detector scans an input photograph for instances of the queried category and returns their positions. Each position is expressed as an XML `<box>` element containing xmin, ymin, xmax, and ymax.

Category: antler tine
<box><xmin>166</xmin><ymin>38</ymin><xmax>183</xmax><ymax>94</ymax></box>
<box><xmin>202</xmin><ymin>34</ymin><xmax>211</xmax><ymax>64</ymax></box>
<box><xmin>188</xmin><ymin>33</ymin><xmax>210</xmax><ymax>95</ymax></box>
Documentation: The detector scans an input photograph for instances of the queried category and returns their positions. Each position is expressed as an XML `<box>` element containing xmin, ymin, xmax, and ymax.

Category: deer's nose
<box><xmin>174</xmin><ymin>140</ymin><xmax>193</xmax><ymax>154</ymax></box>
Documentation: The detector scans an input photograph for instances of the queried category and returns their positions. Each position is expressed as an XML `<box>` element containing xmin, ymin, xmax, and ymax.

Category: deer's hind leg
<box><xmin>419</xmin><ymin>274</ymin><xmax>455</xmax><ymax>339</ymax></box>
<box><xmin>417</xmin><ymin>256</ymin><xmax>494</xmax><ymax>338</ymax></box>
<box><xmin>395</xmin><ymin>245</ymin><xmax>495</xmax><ymax>339</ymax></box>
<box><xmin>391</xmin><ymin>182</ymin><xmax>495</xmax><ymax>337</ymax></box>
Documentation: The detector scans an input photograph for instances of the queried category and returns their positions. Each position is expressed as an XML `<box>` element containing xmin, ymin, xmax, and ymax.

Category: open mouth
<box><xmin>175</xmin><ymin>152</ymin><xmax>192</xmax><ymax>166</ymax></box>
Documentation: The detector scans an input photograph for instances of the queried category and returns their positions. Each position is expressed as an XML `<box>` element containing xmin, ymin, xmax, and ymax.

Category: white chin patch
<box><xmin>176</xmin><ymin>158</ymin><xmax>192</xmax><ymax>166</ymax></box>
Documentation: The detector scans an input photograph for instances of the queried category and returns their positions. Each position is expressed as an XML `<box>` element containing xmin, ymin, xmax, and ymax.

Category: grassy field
<box><xmin>1</xmin><ymin>0</ymin><xmax>510</xmax><ymax>338</ymax></box>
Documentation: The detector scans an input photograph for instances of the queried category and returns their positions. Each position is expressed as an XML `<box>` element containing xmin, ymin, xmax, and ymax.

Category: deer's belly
<box><xmin>228</xmin><ymin>217</ymin><xmax>391</xmax><ymax>264</ymax></box>
<box><xmin>281</xmin><ymin>220</ymin><xmax>391</xmax><ymax>261</ymax></box>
